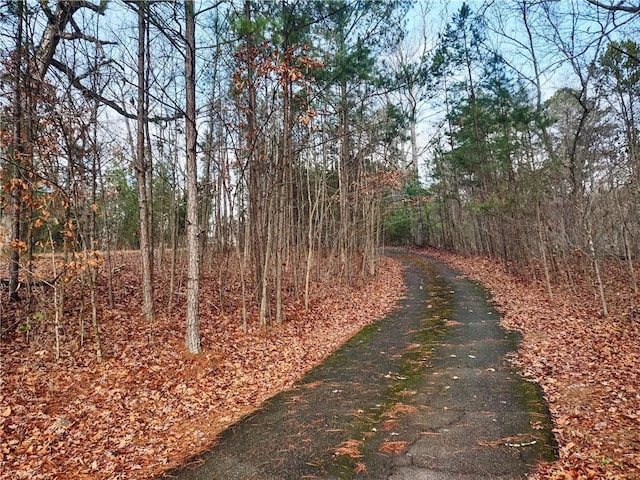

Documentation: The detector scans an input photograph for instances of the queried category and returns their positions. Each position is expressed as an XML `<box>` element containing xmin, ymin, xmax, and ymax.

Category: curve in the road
<box><xmin>160</xmin><ymin>250</ymin><xmax>555</xmax><ymax>480</ymax></box>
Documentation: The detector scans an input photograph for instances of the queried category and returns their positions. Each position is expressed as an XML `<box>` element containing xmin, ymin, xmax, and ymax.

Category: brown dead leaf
<box><xmin>334</xmin><ymin>439</ymin><xmax>363</xmax><ymax>458</ymax></box>
<box><xmin>384</xmin><ymin>403</ymin><xmax>418</xmax><ymax>418</ymax></box>
<box><xmin>382</xmin><ymin>419</ymin><xmax>399</xmax><ymax>431</ymax></box>
<box><xmin>378</xmin><ymin>441</ymin><xmax>409</xmax><ymax>454</ymax></box>
<box><xmin>354</xmin><ymin>461</ymin><xmax>367</xmax><ymax>473</ymax></box>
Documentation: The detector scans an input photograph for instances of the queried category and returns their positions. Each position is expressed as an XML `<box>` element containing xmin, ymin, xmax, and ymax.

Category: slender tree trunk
<box><xmin>144</xmin><ymin>20</ymin><xmax>154</xmax><ymax>276</ymax></box>
<box><xmin>87</xmin><ymin>250</ymin><xmax>103</xmax><ymax>362</ymax></box>
<box><xmin>50</xmin><ymin>230</ymin><xmax>62</xmax><ymax>360</ymax></box>
<box><xmin>8</xmin><ymin>1</ymin><xmax>24</xmax><ymax>303</ymax></box>
<box><xmin>168</xmin><ymin>123</ymin><xmax>179</xmax><ymax>313</ymax></box>
<box><xmin>8</xmin><ymin>182</ymin><xmax>22</xmax><ymax>303</ymax></box>
<box><xmin>622</xmin><ymin>225</ymin><xmax>638</xmax><ymax>295</ymax></box>
<box><xmin>338</xmin><ymin>80</ymin><xmax>351</xmax><ymax>279</ymax></box>
<box><xmin>184</xmin><ymin>0</ymin><xmax>201</xmax><ymax>354</ymax></box>
<box><xmin>238</xmin><ymin>244</ymin><xmax>248</xmax><ymax>332</ymax></box>
<box><xmin>536</xmin><ymin>200</ymin><xmax>553</xmax><ymax>298</ymax></box>
<box><xmin>409</xmin><ymin>99</ymin><xmax>425</xmax><ymax>247</ymax></box>
<box><xmin>586</xmin><ymin>218</ymin><xmax>608</xmax><ymax>317</ymax></box>
<box><xmin>89</xmin><ymin>59</ymin><xmax>103</xmax><ymax>361</ymax></box>
<box><xmin>200</xmin><ymin>101</ymin><xmax>215</xmax><ymax>263</ymax></box>
<box><xmin>99</xmin><ymin>163</ymin><xmax>115</xmax><ymax>309</ymax></box>
<box><xmin>275</xmin><ymin>70</ymin><xmax>291</xmax><ymax>325</ymax></box>
<box><xmin>240</xmin><ymin>203</ymin><xmax>249</xmax><ymax>333</ymax></box>
<box><xmin>275</xmin><ymin>189</ymin><xmax>283</xmax><ymax>325</ymax></box>
<box><xmin>135</xmin><ymin>2</ymin><xmax>155</xmax><ymax>322</ymax></box>
<box><xmin>304</xmin><ymin>161</ymin><xmax>319</xmax><ymax>312</ymax></box>
<box><xmin>259</xmin><ymin>195</ymin><xmax>274</xmax><ymax>328</ymax></box>
<box><xmin>243</xmin><ymin>0</ymin><xmax>265</xmax><ymax>304</ymax></box>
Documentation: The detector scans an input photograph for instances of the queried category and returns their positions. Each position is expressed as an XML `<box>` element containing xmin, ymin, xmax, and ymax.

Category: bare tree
<box><xmin>184</xmin><ymin>0</ymin><xmax>201</xmax><ymax>354</ymax></box>
<box><xmin>135</xmin><ymin>2</ymin><xmax>155</xmax><ymax>323</ymax></box>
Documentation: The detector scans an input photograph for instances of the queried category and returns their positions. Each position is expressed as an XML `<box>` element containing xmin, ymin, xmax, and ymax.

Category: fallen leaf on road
<box><xmin>378</xmin><ymin>441</ymin><xmax>409</xmax><ymax>454</ymax></box>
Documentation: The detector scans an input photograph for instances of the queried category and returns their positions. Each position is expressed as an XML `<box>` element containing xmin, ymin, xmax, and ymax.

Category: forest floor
<box><xmin>1</xmin><ymin>247</ymin><xmax>639</xmax><ymax>479</ymax></box>
<box><xmin>0</xmin><ymin>252</ymin><xmax>405</xmax><ymax>479</ymax></box>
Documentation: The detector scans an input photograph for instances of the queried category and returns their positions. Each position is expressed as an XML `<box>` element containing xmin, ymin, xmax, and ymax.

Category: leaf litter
<box><xmin>6</xmin><ymin>246</ymin><xmax>638</xmax><ymax>480</ymax></box>
<box><xmin>0</xmin><ymin>253</ymin><xmax>405</xmax><ymax>479</ymax></box>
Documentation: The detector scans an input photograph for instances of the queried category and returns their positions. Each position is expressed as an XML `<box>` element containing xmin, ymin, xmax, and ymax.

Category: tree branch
<box><xmin>49</xmin><ymin>58</ymin><xmax>183</xmax><ymax>122</ymax></box>
<box><xmin>62</xmin><ymin>16</ymin><xmax>117</xmax><ymax>46</ymax></box>
<box><xmin>34</xmin><ymin>0</ymin><xmax>108</xmax><ymax>80</ymax></box>
<box><xmin>586</xmin><ymin>0</ymin><xmax>640</xmax><ymax>13</ymax></box>
<box><xmin>34</xmin><ymin>1</ymin><xmax>81</xmax><ymax>80</ymax></box>
<box><xmin>59</xmin><ymin>30</ymin><xmax>117</xmax><ymax>46</ymax></box>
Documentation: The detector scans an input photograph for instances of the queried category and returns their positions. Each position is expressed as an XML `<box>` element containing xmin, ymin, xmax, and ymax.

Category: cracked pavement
<box><xmin>159</xmin><ymin>250</ymin><xmax>555</xmax><ymax>480</ymax></box>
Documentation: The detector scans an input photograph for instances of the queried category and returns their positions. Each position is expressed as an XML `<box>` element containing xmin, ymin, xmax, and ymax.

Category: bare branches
<box><xmin>33</xmin><ymin>0</ymin><xmax>106</xmax><ymax>80</ymax></box>
<box><xmin>60</xmin><ymin>16</ymin><xmax>117</xmax><ymax>47</ymax></box>
<box><xmin>49</xmin><ymin>58</ymin><xmax>183</xmax><ymax>122</ymax></box>
<box><xmin>586</xmin><ymin>0</ymin><xmax>640</xmax><ymax>13</ymax></box>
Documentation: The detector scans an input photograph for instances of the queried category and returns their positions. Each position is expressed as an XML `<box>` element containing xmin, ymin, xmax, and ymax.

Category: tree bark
<box><xmin>184</xmin><ymin>0</ymin><xmax>201</xmax><ymax>354</ymax></box>
<box><xmin>135</xmin><ymin>2</ymin><xmax>155</xmax><ymax>323</ymax></box>
<box><xmin>8</xmin><ymin>0</ymin><xmax>24</xmax><ymax>303</ymax></box>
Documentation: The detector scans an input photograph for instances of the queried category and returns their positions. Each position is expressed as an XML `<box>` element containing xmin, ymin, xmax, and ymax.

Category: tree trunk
<box><xmin>536</xmin><ymin>201</ymin><xmax>553</xmax><ymax>298</ymax></box>
<box><xmin>622</xmin><ymin>224</ymin><xmax>638</xmax><ymax>295</ymax></box>
<box><xmin>200</xmin><ymin>101</ymin><xmax>215</xmax><ymax>263</ymax></box>
<box><xmin>243</xmin><ymin>0</ymin><xmax>265</xmax><ymax>303</ymax></box>
<box><xmin>259</xmin><ymin>194</ymin><xmax>274</xmax><ymax>328</ymax></box>
<box><xmin>184</xmin><ymin>0</ymin><xmax>201</xmax><ymax>354</ymax></box>
<box><xmin>586</xmin><ymin>218</ymin><xmax>608</xmax><ymax>317</ymax></box>
<box><xmin>338</xmin><ymin>80</ymin><xmax>351</xmax><ymax>279</ymax></box>
<box><xmin>136</xmin><ymin>2</ymin><xmax>155</xmax><ymax>322</ymax></box>
<box><xmin>8</xmin><ymin>1</ymin><xmax>24</xmax><ymax>303</ymax></box>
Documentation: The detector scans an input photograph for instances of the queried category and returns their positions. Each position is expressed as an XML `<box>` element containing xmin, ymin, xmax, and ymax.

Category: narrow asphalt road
<box><xmin>160</xmin><ymin>250</ymin><xmax>555</xmax><ymax>480</ymax></box>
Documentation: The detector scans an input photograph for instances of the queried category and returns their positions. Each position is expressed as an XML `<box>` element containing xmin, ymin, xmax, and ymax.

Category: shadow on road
<box><xmin>160</xmin><ymin>250</ymin><xmax>556</xmax><ymax>480</ymax></box>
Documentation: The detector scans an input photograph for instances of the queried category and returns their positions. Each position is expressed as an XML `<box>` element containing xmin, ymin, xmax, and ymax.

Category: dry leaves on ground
<box><xmin>0</xmin><ymin>253</ymin><xmax>405</xmax><ymax>480</ymax></box>
<box><xmin>378</xmin><ymin>441</ymin><xmax>409</xmax><ymax>455</ymax></box>
<box><xmin>334</xmin><ymin>439</ymin><xmax>363</xmax><ymax>458</ymax></box>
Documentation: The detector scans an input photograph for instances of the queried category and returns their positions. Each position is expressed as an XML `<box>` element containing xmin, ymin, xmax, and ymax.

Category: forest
<box><xmin>1</xmin><ymin>0</ymin><xmax>639</xmax><ymax>478</ymax></box>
